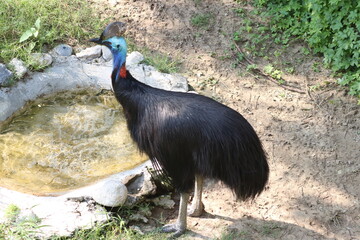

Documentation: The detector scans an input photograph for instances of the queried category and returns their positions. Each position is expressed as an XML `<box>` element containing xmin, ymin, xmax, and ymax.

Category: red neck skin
<box><xmin>119</xmin><ymin>64</ymin><xmax>127</xmax><ymax>79</ymax></box>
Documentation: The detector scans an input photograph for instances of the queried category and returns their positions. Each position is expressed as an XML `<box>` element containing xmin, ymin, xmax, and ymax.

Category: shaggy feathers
<box><xmin>113</xmin><ymin>69</ymin><xmax>269</xmax><ymax>200</ymax></box>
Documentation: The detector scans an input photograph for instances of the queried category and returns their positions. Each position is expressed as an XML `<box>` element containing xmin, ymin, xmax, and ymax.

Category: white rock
<box><xmin>91</xmin><ymin>179</ymin><xmax>128</xmax><ymax>207</ymax></box>
<box><xmin>30</xmin><ymin>53</ymin><xmax>53</xmax><ymax>67</ymax></box>
<box><xmin>151</xmin><ymin>195</ymin><xmax>175</xmax><ymax>209</ymax></box>
<box><xmin>129</xmin><ymin>213</ymin><xmax>148</xmax><ymax>223</ymax></box>
<box><xmin>76</xmin><ymin>45</ymin><xmax>102</xmax><ymax>59</ymax></box>
<box><xmin>9</xmin><ymin>58</ymin><xmax>27</xmax><ymax>78</ymax></box>
<box><xmin>54</xmin><ymin>44</ymin><xmax>73</xmax><ymax>56</ymax></box>
<box><xmin>101</xmin><ymin>46</ymin><xmax>113</xmax><ymax>61</ymax></box>
<box><xmin>127</xmin><ymin>51</ymin><xmax>145</xmax><ymax>66</ymax></box>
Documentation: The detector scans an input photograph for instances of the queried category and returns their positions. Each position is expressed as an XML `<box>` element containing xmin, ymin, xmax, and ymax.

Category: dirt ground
<box><xmin>89</xmin><ymin>0</ymin><xmax>359</xmax><ymax>239</ymax></box>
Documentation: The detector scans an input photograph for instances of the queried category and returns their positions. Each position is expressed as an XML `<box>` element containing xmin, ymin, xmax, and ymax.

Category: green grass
<box><xmin>0</xmin><ymin>0</ymin><xmax>105</xmax><ymax>66</ymax></box>
<box><xmin>191</xmin><ymin>13</ymin><xmax>213</xmax><ymax>29</ymax></box>
<box><xmin>0</xmin><ymin>204</ymin><xmax>43</xmax><ymax>240</ymax></box>
<box><xmin>141</xmin><ymin>52</ymin><xmax>181</xmax><ymax>74</ymax></box>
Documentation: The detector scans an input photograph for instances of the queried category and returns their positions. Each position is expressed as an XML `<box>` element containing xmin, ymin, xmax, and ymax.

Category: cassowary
<box><xmin>90</xmin><ymin>22</ymin><xmax>269</xmax><ymax>238</ymax></box>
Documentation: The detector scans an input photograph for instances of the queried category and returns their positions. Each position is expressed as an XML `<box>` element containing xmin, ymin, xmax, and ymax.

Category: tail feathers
<box><xmin>225</xmin><ymin>154</ymin><xmax>269</xmax><ymax>201</ymax></box>
<box><xmin>198</xmin><ymin>135</ymin><xmax>269</xmax><ymax>201</ymax></box>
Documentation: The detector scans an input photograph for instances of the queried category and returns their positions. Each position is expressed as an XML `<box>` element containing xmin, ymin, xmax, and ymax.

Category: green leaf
<box><xmin>19</xmin><ymin>30</ymin><xmax>33</xmax><ymax>43</ymax></box>
<box><xmin>35</xmin><ymin>18</ymin><xmax>41</xmax><ymax>29</ymax></box>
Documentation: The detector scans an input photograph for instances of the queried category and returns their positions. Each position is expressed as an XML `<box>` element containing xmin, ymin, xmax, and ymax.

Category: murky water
<box><xmin>0</xmin><ymin>89</ymin><xmax>147</xmax><ymax>195</ymax></box>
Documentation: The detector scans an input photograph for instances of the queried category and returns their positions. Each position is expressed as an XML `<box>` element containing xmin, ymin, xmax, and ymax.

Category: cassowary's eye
<box><xmin>116</xmin><ymin>44</ymin><xmax>120</xmax><ymax>49</ymax></box>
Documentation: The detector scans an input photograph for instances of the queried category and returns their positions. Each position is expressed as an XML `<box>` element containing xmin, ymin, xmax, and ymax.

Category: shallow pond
<box><xmin>0</xmin><ymin>89</ymin><xmax>147</xmax><ymax>195</ymax></box>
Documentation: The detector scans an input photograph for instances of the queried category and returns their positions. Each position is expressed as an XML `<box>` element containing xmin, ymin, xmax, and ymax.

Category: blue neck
<box><xmin>104</xmin><ymin>37</ymin><xmax>127</xmax><ymax>82</ymax></box>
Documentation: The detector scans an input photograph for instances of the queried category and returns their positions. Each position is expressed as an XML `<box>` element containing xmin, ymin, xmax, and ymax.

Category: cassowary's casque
<box><xmin>90</xmin><ymin>22</ymin><xmax>269</xmax><ymax>238</ymax></box>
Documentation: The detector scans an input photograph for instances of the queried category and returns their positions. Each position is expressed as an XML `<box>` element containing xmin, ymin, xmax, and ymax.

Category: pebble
<box><xmin>76</xmin><ymin>45</ymin><xmax>102</xmax><ymax>59</ymax></box>
<box><xmin>9</xmin><ymin>58</ymin><xmax>27</xmax><ymax>78</ymax></box>
<box><xmin>54</xmin><ymin>44</ymin><xmax>73</xmax><ymax>56</ymax></box>
<box><xmin>151</xmin><ymin>195</ymin><xmax>175</xmax><ymax>209</ymax></box>
<box><xmin>127</xmin><ymin>51</ymin><xmax>145</xmax><ymax>66</ymax></box>
<box><xmin>91</xmin><ymin>178</ymin><xmax>128</xmax><ymax>207</ymax></box>
<box><xmin>30</xmin><ymin>53</ymin><xmax>53</xmax><ymax>67</ymax></box>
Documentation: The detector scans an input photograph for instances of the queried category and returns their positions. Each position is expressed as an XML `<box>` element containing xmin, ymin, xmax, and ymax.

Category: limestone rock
<box><xmin>91</xmin><ymin>178</ymin><xmax>128</xmax><ymax>207</ymax></box>
<box><xmin>127</xmin><ymin>51</ymin><xmax>145</xmax><ymax>66</ymax></box>
<box><xmin>54</xmin><ymin>44</ymin><xmax>73</xmax><ymax>56</ymax></box>
<box><xmin>126</xmin><ymin>52</ymin><xmax>188</xmax><ymax>92</ymax></box>
<box><xmin>151</xmin><ymin>195</ymin><xmax>175</xmax><ymax>209</ymax></box>
<box><xmin>76</xmin><ymin>45</ymin><xmax>102</xmax><ymax>59</ymax></box>
<box><xmin>129</xmin><ymin>213</ymin><xmax>148</xmax><ymax>223</ymax></box>
<box><xmin>9</xmin><ymin>58</ymin><xmax>27</xmax><ymax>78</ymax></box>
<box><xmin>30</xmin><ymin>53</ymin><xmax>53</xmax><ymax>67</ymax></box>
<box><xmin>126</xmin><ymin>168</ymin><xmax>157</xmax><ymax>196</ymax></box>
<box><xmin>102</xmin><ymin>46</ymin><xmax>113</xmax><ymax>61</ymax></box>
<box><xmin>0</xmin><ymin>64</ymin><xmax>13</xmax><ymax>86</ymax></box>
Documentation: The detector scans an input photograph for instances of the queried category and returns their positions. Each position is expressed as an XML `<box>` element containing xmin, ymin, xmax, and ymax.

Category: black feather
<box><xmin>113</xmin><ymin>70</ymin><xmax>269</xmax><ymax>200</ymax></box>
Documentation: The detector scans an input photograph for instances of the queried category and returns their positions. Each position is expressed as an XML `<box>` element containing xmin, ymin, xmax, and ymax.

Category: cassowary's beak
<box><xmin>89</xmin><ymin>38</ymin><xmax>103</xmax><ymax>44</ymax></box>
<box><xmin>89</xmin><ymin>22</ymin><xmax>127</xmax><ymax>44</ymax></box>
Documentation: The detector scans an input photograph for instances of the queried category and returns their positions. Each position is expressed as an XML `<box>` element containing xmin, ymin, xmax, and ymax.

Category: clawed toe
<box><xmin>161</xmin><ymin>224</ymin><xmax>185</xmax><ymax>238</ymax></box>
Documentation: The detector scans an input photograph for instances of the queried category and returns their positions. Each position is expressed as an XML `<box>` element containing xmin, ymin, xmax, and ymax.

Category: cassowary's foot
<box><xmin>187</xmin><ymin>201</ymin><xmax>204</xmax><ymax>217</ymax></box>
<box><xmin>161</xmin><ymin>223</ymin><xmax>186</xmax><ymax>239</ymax></box>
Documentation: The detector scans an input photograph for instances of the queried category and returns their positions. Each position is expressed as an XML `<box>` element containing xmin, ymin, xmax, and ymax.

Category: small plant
<box><xmin>4</xmin><ymin>204</ymin><xmax>21</xmax><ymax>222</ymax></box>
<box><xmin>246</xmin><ymin>64</ymin><xmax>258</xmax><ymax>72</ymax></box>
<box><xmin>191</xmin><ymin>13</ymin><xmax>213</xmax><ymax>29</ymax></box>
<box><xmin>217</xmin><ymin>229</ymin><xmax>251</xmax><ymax>240</ymax></box>
<box><xmin>19</xmin><ymin>18</ymin><xmax>41</xmax><ymax>43</ymax></box>
<box><xmin>259</xmin><ymin>223</ymin><xmax>283</xmax><ymax>238</ymax></box>
<box><xmin>264</xmin><ymin>65</ymin><xmax>283</xmax><ymax>83</ymax></box>
<box><xmin>142</xmin><ymin>53</ymin><xmax>181</xmax><ymax>74</ymax></box>
<box><xmin>198</xmin><ymin>77</ymin><xmax>219</xmax><ymax>90</ymax></box>
<box><xmin>255</xmin><ymin>0</ymin><xmax>360</xmax><ymax>98</ymax></box>
<box><xmin>1</xmin><ymin>204</ymin><xmax>44</xmax><ymax>240</ymax></box>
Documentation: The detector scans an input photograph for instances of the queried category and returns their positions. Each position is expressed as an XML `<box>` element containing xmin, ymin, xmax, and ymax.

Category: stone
<box><xmin>127</xmin><ymin>51</ymin><xmax>145</xmax><ymax>66</ymax></box>
<box><xmin>91</xmin><ymin>179</ymin><xmax>128</xmax><ymax>207</ymax></box>
<box><xmin>108</xmin><ymin>0</ymin><xmax>118</xmax><ymax>7</ymax></box>
<box><xmin>9</xmin><ymin>58</ymin><xmax>27</xmax><ymax>78</ymax></box>
<box><xmin>0</xmin><ymin>63</ymin><xmax>13</xmax><ymax>86</ymax></box>
<box><xmin>54</xmin><ymin>44</ymin><xmax>73</xmax><ymax>56</ymax></box>
<box><xmin>102</xmin><ymin>46</ymin><xmax>113</xmax><ymax>61</ymax></box>
<box><xmin>126</xmin><ymin>168</ymin><xmax>157</xmax><ymax>196</ymax></box>
<box><xmin>151</xmin><ymin>195</ymin><xmax>175</xmax><ymax>209</ymax></box>
<box><xmin>30</xmin><ymin>53</ymin><xmax>53</xmax><ymax>67</ymax></box>
<box><xmin>76</xmin><ymin>45</ymin><xmax>102</xmax><ymax>59</ymax></box>
<box><xmin>129</xmin><ymin>213</ymin><xmax>148</xmax><ymax>223</ymax></box>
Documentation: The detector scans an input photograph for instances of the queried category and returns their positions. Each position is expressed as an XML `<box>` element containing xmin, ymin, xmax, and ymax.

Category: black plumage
<box><xmin>115</xmin><ymin>73</ymin><xmax>268</xmax><ymax>199</ymax></box>
<box><xmin>90</xmin><ymin>22</ymin><xmax>269</xmax><ymax>238</ymax></box>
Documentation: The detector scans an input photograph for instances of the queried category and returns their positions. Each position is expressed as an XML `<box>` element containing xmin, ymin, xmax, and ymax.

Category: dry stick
<box><xmin>233</xmin><ymin>42</ymin><xmax>306</xmax><ymax>94</ymax></box>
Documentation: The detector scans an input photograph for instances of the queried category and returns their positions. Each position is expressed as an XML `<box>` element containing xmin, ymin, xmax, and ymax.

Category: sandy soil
<box><xmin>89</xmin><ymin>0</ymin><xmax>360</xmax><ymax>239</ymax></box>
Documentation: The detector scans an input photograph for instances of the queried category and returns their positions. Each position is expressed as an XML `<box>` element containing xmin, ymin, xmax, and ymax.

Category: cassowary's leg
<box><xmin>188</xmin><ymin>174</ymin><xmax>204</xmax><ymax>217</ymax></box>
<box><xmin>162</xmin><ymin>192</ymin><xmax>189</xmax><ymax>238</ymax></box>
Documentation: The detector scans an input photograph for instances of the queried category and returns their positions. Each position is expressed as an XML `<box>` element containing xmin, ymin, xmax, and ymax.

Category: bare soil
<box><xmin>90</xmin><ymin>0</ymin><xmax>359</xmax><ymax>239</ymax></box>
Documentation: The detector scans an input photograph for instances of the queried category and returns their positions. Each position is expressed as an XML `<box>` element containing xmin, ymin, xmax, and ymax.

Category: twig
<box><xmin>233</xmin><ymin>42</ymin><xmax>306</xmax><ymax>94</ymax></box>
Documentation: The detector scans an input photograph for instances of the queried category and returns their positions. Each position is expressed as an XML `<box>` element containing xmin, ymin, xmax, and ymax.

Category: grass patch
<box><xmin>51</xmin><ymin>217</ymin><xmax>168</xmax><ymax>240</ymax></box>
<box><xmin>126</xmin><ymin>39</ymin><xmax>181</xmax><ymax>74</ymax></box>
<box><xmin>0</xmin><ymin>0</ymin><xmax>104</xmax><ymax>65</ymax></box>
<box><xmin>191</xmin><ymin>13</ymin><xmax>213</xmax><ymax>29</ymax></box>
<box><xmin>0</xmin><ymin>204</ymin><xmax>43</xmax><ymax>240</ymax></box>
<box><xmin>141</xmin><ymin>52</ymin><xmax>181</xmax><ymax>74</ymax></box>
